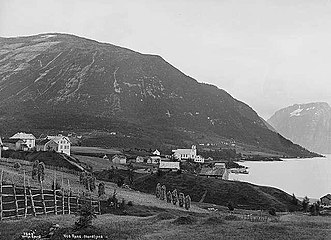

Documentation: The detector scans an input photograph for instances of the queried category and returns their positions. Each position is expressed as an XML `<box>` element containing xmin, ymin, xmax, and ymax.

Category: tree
<box><xmin>227</xmin><ymin>201</ymin><xmax>235</xmax><ymax>212</ymax></box>
<box><xmin>75</xmin><ymin>197</ymin><xmax>97</xmax><ymax>230</ymax></box>
<box><xmin>302</xmin><ymin>196</ymin><xmax>310</xmax><ymax>212</ymax></box>
<box><xmin>291</xmin><ymin>193</ymin><xmax>298</xmax><ymax>205</ymax></box>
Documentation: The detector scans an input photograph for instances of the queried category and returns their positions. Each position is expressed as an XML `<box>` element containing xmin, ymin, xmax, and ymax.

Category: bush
<box><xmin>13</xmin><ymin>162</ymin><xmax>21</xmax><ymax>170</ymax></box>
<box><xmin>75</xmin><ymin>198</ymin><xmax>97</xmax><ymax>230</ymax></box>
<box><xmin>117</xmin><ymin>176</ymin><xmax>124</xmax><ymax>187</ymax></box>
<box><xmin>268</xmin><ymin>207</ymin><xmax>276</xmax><ymax>216</ymax></box>
<box><xmin>302</xmin><ymin>196</ymin><xmax>310</xmax><ymax>212</ymax></box>
<box><xmin>227</xmin><ymin>201</ymin><xmax>234</xmax><ymax>212</ymax></box>
<box><xmin>127</xmin><ymin>201</ymin><xmax>133</xmax><ymax>206</ymax></box>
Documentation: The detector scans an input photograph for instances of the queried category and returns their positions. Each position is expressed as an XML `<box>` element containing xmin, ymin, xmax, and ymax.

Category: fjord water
<box><xmin>229</xmin><ymin>155</ymin><xmax>331</xmax><ymax>199</ymax></box>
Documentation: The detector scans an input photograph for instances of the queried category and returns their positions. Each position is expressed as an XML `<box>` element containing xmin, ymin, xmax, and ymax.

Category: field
<box><xmin>1</xmin><ymin>208</ymin><xmax>331</xmax><ymax>239</ymax></box>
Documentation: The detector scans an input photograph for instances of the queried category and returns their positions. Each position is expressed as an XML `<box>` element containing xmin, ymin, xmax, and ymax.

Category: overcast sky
<box><xmin>1</xmin><ymin>0</ymin><xmax>331</xmax><ymax>119</ymax></box>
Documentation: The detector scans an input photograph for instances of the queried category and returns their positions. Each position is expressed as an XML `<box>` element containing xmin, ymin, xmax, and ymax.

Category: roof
<box><xmin>2</xmin><ymin>138</ymin><xmax>24</xmax><ymax>144</ymax></box>
<box><xmin>215</xmin><ymin>162</ymin><xmax>226</xmax><ymax>168</ymax></box>
<box><xmin>112</xmin><ymin>154</ymin><xmax>127</xmax><ymax>159</ymax></box>
<box><xmin>10</xmin><ymin>132</ymin><xmax>36</xmax><ymax>140</ymax></box>
<box><xmin>321</xmin><ymin>194</ymin><xmax>331</xmax><ymax>200</ymax></box>
<box><xmin>47</xmin><ymin>135</ymin><xmax>70</xmax><ymax>144</ymax></box>
<box><xmin>159</xmin><ymin>161</ymin><xmax>180</xmax><ymax>169</ymax></box>
<box><xmin>200</xmin><ymin>167</ymin><xmax>225</xmax><ymax>176</ymax></box>
<box><xmin>36</xmin><ymin>138</ymin><xmax>57</xmax><ymax>146</ymax></box>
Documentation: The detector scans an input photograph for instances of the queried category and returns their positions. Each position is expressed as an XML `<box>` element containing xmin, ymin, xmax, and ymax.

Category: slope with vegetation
<box><xmin>0</xmin><ymin>33</ymin><xmax>319</xmax><ymax>157</ymax></box>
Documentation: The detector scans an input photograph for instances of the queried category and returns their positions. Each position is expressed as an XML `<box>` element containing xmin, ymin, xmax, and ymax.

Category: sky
<box><xmin>1</xmin><ymin>0</ymin><xmax>331</xmax><ymax>119</ymax></box>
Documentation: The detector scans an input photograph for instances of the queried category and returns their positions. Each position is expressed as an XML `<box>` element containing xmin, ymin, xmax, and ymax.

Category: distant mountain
<box><xmin>0</xmin><ymin>33</ymin><xmax>318</xmax><ymax>157</ymax></box>
<box><xmin>267</xmin><ymin>102</ymin><xmax>331</xmax><ymax>154</ymax></box>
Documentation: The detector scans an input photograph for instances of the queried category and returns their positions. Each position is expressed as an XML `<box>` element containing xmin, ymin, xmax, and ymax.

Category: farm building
<box><xmin>152</xmin><ymin>149</ymin><xmax>161</xmax><ymax>156</ymax></box>
<box><xmin>36</xmin><ymin>135</ymin><xmax>71</xmax><ymax>156</ymax></box>
<box><xmin>199</xmin><ymin>163</ymin><xmax>229</xmax><ymax>180</ymax></box>
<box><xmin>10</xmin><ymin>132</ymin><xmax>36</xmax><ymax>149</ymax></box>
<box><xmin>147</xmin><ymin>156</ymin><xmax>161</xmax><ymax>164</ymax></box>
<box><xmin>112</xmin><ymin>155</ymin><xmax>127</xmax><ymax>164</ymax></box>
<box><xmin>2</xmin><ymin>139</ymin><xmax>28</xmax><ymax>151</ymax></box>
<box><xmin>320</xmin><ymin>194</ymin><xmax>331</xmax><ymax>206</ymax></box>
<box><xmin>159</xmin><ymin>161</ymin><xmax>180</xmax><ymax>171</ymax></box>
<box><xmin>136</xmin><ymin>156</ymin><xmax>144</xmax><ymax>163</ymax></box>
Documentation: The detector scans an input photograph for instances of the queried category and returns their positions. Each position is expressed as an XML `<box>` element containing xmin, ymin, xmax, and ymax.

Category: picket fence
<box><xmin>0</xmin><ymin>170</ymin><xmax>101</xmax><ymax>221</ymax></box>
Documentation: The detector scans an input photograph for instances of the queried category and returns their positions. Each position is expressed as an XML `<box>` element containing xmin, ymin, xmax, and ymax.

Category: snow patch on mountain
<box><xmin>290</xmin><ymin>108</ymin><xmax>303</xmax><ymax>117</ymax></box>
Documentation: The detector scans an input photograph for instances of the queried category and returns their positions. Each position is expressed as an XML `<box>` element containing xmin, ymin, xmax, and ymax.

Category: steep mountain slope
<box><xmin>0</xmin><ymin>33</ymin><xmax>318</xmax><ymax>157</ymax></box>
<box><xmin>267</xmin><ymin>102</ymin><xmax>331</xmax><ymax>154</ymax></box>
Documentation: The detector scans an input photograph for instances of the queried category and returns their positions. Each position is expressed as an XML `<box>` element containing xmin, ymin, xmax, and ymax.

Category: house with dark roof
<box><xmin>2</xmin><ymin>138</ymin><xmax>28</xmax><ymax>151</ymax></box>
<box><xmin>199</xmin><ymin>163</ymin><xmax>229</xmax><ymax>180</ymax></box>
<box><xmin>35</xmin><ymin>135</ymin><xmax>71</xmax><ymax>155</ymax></box>
<box><xmin>10</xmin><ymin>132</ymin><xmax>36</xmax><ymax>149</ymax></box>
<box><xmin>320</xmin><ymin>194</ymin><xmax>331</xmax><ymax>206</ymax></box>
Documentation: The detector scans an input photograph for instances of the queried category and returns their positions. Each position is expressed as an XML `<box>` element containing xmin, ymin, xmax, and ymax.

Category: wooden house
<box><xmin>320</xmin><ymin>194</ymin><xmax>331</xmax><ymax>206</ymax></box>
<box><xmin>112</xmin><ymin>155</ymin><xmax>127</xmax><ymax>164</ymax></box>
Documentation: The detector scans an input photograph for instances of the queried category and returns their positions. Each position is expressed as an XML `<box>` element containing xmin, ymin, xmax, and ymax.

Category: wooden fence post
<box><xmin>40</xmin><ymin>182</ymin><xmax>46</xmax><ymax>215</ymax></box>
<box><xmin>62</xmin><ymin>189</ymin><xmax>65</xmax><ymax>214</ymax></box>
<box><xmin>28</xmin><ymin>179</ymin><xmax>36</xmax><ymax>217</ymax></box>
<box><xmin>67</xmin><ymin>179</ymin><xmax>71</xmax><ymax>214</ymax></box>
<box><xmin>53</xmin><ymin>172</ymin><xmax>57</xmax><ymax>215</ymax></box>
<box><xmin>11</xmin><ymin>176</ymin><xmax>19</xmax><ymax>218</ymax></box>
<box><xmin>0</xmin><ymin>169</ymin><xmax>3</xmax><ymax>221</ymax></box>
<box><xmin>23</xmin><ymin>171</ymin><xmax>27</xmax><ymax>218</ymax></box>
<box><xmin>98</xmin><ymin>199</ymin><xmax>101</xmax><ymax>215</ymax></box>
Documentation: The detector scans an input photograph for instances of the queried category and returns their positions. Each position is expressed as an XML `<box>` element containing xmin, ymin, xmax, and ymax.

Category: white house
<box><xmin>159</xmin><ymin>160</ymin><xmax>180</xmax><ymax>171</ymax></box>
<box><xmin>46</xmin><ymin>135</ymin><xmax>71</xmax><ymax>156</ymax></box>
<box><xmin>172</xmin><ymin>145</ymin><xmax>197</xmax><ymax>161</ymax></box>
<box><xmin>147</xmin><ymin>156</ymin><xmax>160</xmax><ymax>164</ymax></box>
<box><xmin>10</xmin><ymin>132</ymin><xmax>36</xmax><ymax>149</ymax></box>
<box><xmin>136</xmin><ymin>156</ymin><xmax>144</xmax><ymax>163</ymax></box>
<box><xmin>194</xmin><ymin>155</ymin><xmax>205</xmax><ymax>163</ymax></box>
<box><xmin>112</xmin><ymin>155</ymin><xmax>127</xmax><ymax>164</ymax></box>
<box><xmin>152</xmin><ymin>149</ymin><xmax>161</xmax><ymax>156</ymax></box>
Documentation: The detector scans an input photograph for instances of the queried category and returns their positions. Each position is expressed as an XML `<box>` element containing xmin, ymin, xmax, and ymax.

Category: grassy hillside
<box><xmin>132</xmin><ymin>172</ymin><xmax>301</xmax><ymax>212</ymax></box>
<box><xmin>1</xmin><ymin>150</ymin><xmax>84</xmax><ymax>171</ymax></box>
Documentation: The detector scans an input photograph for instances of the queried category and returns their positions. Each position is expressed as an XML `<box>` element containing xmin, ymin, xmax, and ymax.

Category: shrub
<box><xmin>268</xmin><ymin>208</ymin><xmax>276</xmax><ymax>216</ymax></box>
<box><xmin>75</xmin><ymin>198</ymin><xmax>97</xmax><ymax>230</ymax></box>
<box><xmin>227</xmin><ymin>201</ymin><xmax>234</xmax><ymax>212</ymax></box>
<box><xmin>98</xmin><ymin>182</ymin><xmax>105</xmax><ymax>197</ymax></box>
<box><xmin>107</xmin><ymin>190</ymin><xmax>118</xmax><ymax>209</ymax></box>
<box><xmin>13</xmin><ymin>162</ymin><xmax>21</xmax><ymax>170</ymax></box>
<box><xmin>302</xmin><ymin>196</ymin><xmax>310</xmax><ymax>212</ymax></box>
<box><xmin>127</xmin><ymin>201</ymin><xmax>133</xmax><ymax>206</ymax></box>
<box><xmin>117</xmin><ymin>176</ymin><xmax>124</xmax><ymax>187</ymax></box>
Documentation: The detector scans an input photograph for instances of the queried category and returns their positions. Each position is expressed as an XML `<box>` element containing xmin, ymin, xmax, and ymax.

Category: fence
<box><xmin>0</xmin><ymin>170</ymin><xmax>101</xmax><ymax>221</ymax></box>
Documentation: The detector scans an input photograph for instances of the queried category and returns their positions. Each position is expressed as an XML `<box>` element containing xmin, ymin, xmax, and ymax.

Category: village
<box><xmin>0</xmin><ymin>132</ymin><xmax>239</xmax><ymax>180</ymax></box>
<box><xmin>0</xmin><ymin>131</ymin><xmax>331</xmax><ymax>239</ymax></box>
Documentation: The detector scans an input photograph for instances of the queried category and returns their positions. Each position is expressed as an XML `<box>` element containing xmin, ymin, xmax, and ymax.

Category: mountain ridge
<box><xmin>267</xmin><ymin>102</ymin><xmax>331</xmax><ymax>154</ymax></box>
<box><xmin>0</xmin><ymin>33</ymin><xmax>319</xmax><ymax>157</ymax></box>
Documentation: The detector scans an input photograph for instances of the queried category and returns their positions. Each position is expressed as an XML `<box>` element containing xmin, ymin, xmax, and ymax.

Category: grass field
<box><xmin>1</xmin><ymin>209</ymin><xmax>331</xmax><ymax>240</ymax></box>
<box><xmin>71</xmin><ymin>146</ymin><xmax>121</xmax><ymax>155</ymax></box>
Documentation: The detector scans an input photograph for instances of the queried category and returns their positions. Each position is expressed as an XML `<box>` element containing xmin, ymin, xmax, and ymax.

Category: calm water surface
<box><xmin>229</xmin><ymin>155</ymin><xmax>331</xmax><ymax>199</ymax></box>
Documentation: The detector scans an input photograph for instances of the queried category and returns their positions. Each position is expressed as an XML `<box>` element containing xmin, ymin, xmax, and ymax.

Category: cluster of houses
<box><xmin>0</xmin><ymin>132</ymin><xmax>71</xmax><ymax>156</ymax></box>
<box><xmin>106</xmin><ymin>145</ymin><xmax>229</xmax><ymax>179</ymax></box>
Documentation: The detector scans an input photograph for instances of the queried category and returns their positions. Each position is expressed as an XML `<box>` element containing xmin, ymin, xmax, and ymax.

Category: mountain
<box><xmin>0</xmin><ymin>33</ymin><xmax>318</xmax><ymax>157</ymax></box>
<box><xmin>267</xmin><ymin>102</ymin><xmax>331</xmax><ymax>154</ymax></box>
